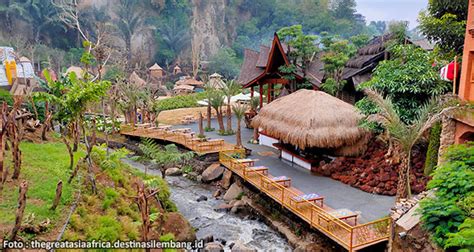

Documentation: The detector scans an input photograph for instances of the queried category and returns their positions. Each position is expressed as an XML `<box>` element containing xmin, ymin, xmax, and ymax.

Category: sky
<box><xmin>355</xmin><ymin>0</ymin><xmax>429</xmax><ymax>28</ymax></box>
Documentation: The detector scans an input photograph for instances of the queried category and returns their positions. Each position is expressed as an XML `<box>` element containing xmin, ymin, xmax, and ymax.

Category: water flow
<box><xmin>166</xmin><ymin>176</ymin><xmax>292</xmax><ymax>251</ymax></box>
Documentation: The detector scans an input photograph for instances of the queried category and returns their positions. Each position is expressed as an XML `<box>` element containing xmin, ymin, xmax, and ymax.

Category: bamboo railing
<box><xmin>219</xmin><ymin>149</ymin><xmax>391</xmax><ymax>251</ymax></box>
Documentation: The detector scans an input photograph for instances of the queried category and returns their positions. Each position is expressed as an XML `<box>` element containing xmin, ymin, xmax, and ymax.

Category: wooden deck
<box><xmin>121</xmin><ymin>126</ymin><xmax>238</xmax><ymax>155</ymax></box>
<box><xmin>121</xmin><ymin>126</ymin><xmax>390</xmax><ymax>251</ymax></box>
<box><xmin>219</xmin><ymin>150</ymin><xmax>390</xmax><ymax>252</ymax></box>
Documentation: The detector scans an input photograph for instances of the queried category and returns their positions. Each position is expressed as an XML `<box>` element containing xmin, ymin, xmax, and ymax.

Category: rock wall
<box><xmin>191</xmin><ymin>0</ymin><xmax>237</xmax><ymax>60</ymax></box>
<box><xmin>314</xmin><ymin>139</ymin><xmax>428</xmax><ymax>196</ymax></box>
<box><xmin>438</xmin><ymin>116</ymin><xmax>456</xmax><ymax>164</ymax></box>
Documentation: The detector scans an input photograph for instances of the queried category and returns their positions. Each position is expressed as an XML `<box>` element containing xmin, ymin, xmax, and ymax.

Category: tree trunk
<box><xmin>73</xmin><ymin>121</ymin><xmax>79</xmax><ymax>152</ymax></box>
<box><xmin>253</xmin><ymin>127</ymin><xmax>259</xmax><ymax>143</ymax></box>
<box><xmin>10</xmin><ymin>180</ymin><xmax>28</xmax><ymax>240</ymax></box>
<box><xmin>226</xmin><ymin>101</ymin><xmax>232</xmax><ymax>133</ymax></box>
<box><xmin>206</xmin><ymin>104</ymin><xmax>212</xmax><ymax>129</ymax></box>
<box><xmin>41</xmin><ymin>112</ymin><xmax>52</xmax><ymax>141</ymax></box>
<box><xmin>198</xmin><ymin>112</ymin><xmax>204</xmax><ymax>136</ymax></box>
<box><xmin>62</xmin><ymin>136</ymin><xmax>74</xmax><ymax>171</ymax></box>
<box><xmin>11</xmin><ymin>123</ymin><xmax>22</xmax><ymax>180</ymax></box>
<box><xmin>51</xmin><ymin>180</ymin><xmax>63</xmax><ymax>210</ymax></box>
<box><xmin>406</xmin><ymin>151</ymin><xmax>413</xmax><ymax>198</ymax></box>
<box><xmin>217</xmin><ymin>110</ymin><xmax>225</xmax><ymax>132</ymax></box>
<box><xmin>396</xmin><ymin>153</ymin><xmax>409</xmax><ymax>200</ymax></box>
<box><xmin>236</xmin><ymin>119</ymin><xmax>242</xmax><ymax>147</ymax></box>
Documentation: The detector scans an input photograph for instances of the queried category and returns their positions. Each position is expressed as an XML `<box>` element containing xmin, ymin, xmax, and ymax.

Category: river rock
<box><xmin>202</xmin><ymin>163</ymin><xmax>225</xmax><ymax>183</ymax></box>
<box><xmin>230</xmin><ymin>200</ymin><xmax>246</xmax><ymax>214</ymax></box>
<box><xmin>202</xmin><ymin>235</ymin><xmax>214</xmax><ymax>244</ymax></box>
<box><xmin>223</xmin><ymin>183</ymin><xmax>243</xmax><ymax>202</ymax></box>
<box><xmin>221</xmin><ymin>169</ymin><xmax>233</xmax><ymax>189</ymax></box>
<box><xmin>214</xmin><ymin>203</ymin><xmax>233</xmax><ymax>212</ymax></box>
<box><xmin>165</xmin><ymin>167</ymin><xmax>182</xmax><ymax>176</ymax></box>
<box><xmin>197</xmin><ymin>195</ymin><xmax>208</xmax><ymax>202</ymax></box>
<box><xmin>213</xmin><ymin>189</ymin><xmax>222</xmax><ymax>198</ymax></box>
<box><xmin>159</xmin><ymin>212</ymin><xmax>196</xmax><ymax>241</ymax></box>
<box><xmin>231</xmin><ymin>240</ymin><xmax>256</xmax><ymax>252</ymax></box>
<box><xmin>204</xmin><ymin>242</ymin><xmax>223</xmax><ymax>252</ymax></box>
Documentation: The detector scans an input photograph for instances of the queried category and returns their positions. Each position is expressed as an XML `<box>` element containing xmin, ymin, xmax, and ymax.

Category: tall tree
<box><xmin>114</xmin><ymin>0</ymin><xmax>148</xmax><ymax>68</ymax></box>
<box><xmin>223</xmin><ymin>80</ymin><xmax>241</xmax><ymax>133</ymax></box>
<box><xmin>419</xmin><ymin>0</ymin><xmax>468</xmax><ymax>55</ymax></box>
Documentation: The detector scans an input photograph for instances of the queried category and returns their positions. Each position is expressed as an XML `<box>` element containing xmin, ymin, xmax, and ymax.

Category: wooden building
<box><xmin>454</xmin><ymin>0</ymin><xmax>474</xmax><ymax>144</ymax></box>
<box><xmin>237</xmin><ymin>33</ymin><xmax>324</xmax><ymax>108</ymax></box>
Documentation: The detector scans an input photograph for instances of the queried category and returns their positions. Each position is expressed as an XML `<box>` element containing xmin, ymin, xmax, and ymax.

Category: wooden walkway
<box><xmin>121</xmin><ymin>126</ymin><xmax>391</xmax><ymax>251</ymax></box>
<box><xmin>121</xmin><ymin>125</ymin><xmax>239</xmax><ymax>155</ymax></box>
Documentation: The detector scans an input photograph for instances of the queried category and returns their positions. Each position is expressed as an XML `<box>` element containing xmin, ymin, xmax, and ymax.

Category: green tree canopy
<box><xmin>356</xmin><ymin>44</ymin><xmax>450</xmax><ymax>124</ymax></box>
<box><xmin>419</xmin><ymin>0</ymin><xmax>468</xmax><ymax>55</ymax></box>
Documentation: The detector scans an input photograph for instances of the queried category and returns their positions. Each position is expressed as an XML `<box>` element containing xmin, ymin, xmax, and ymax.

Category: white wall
<box><xmin>281</xmin><ymin>150</ymin><xmax>311</xmax><ymax>170</ymax></box>
<box><xmin>259</xmin><ymin>134</ymin><xmax>279</xmax><ymax>149</ymax></box>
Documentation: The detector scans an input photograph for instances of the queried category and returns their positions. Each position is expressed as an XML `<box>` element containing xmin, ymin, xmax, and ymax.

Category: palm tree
<box><xmin>232</xmin><ymin>103</ymin><xmax>248</xmax><ymax>147</ymax></box>
<box><xmin>204</xmin><ymin>83</ymin><xmax>215</xmax><ymax>130</ymax></box>
<box><xmin>223</xmin><ymin>80</ymin><xmax>241</xmax><ymax>133</ymax></box>
<box><xmin>209</xmin><ymin>90</ymin><xmax>225</xmax><ymax>133</ymax></box>
<box><xmin>114</xmin><ymin>0</ymin><xmax>148</xmax><ymax>67</ymax></box>
<box><xmin>364</xmin><ymin>89</ymin><xmax>448</xmax><ymax>199</ymax></box>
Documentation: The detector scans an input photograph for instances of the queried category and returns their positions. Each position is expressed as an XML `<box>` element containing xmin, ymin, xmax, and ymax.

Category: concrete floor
<box><xmin>172</xmin><ymin>115</ymin><xmax>395</xmax><ymax>222</ymax></box>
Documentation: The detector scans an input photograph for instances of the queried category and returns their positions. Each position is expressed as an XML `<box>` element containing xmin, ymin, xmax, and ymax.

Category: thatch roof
<box><xmin>65</xmin><ymin>66</ymin><xmax>84</xmax><ymax>78</ymax></box>
<box><xmin>149</xmin><ymin>63</ymin><xmax>163</xmax><ymax>71</ymax></box>
<box><xmin>209</xmin><ymin>73</ymin><xmax>226</xmax><ymax>89</ymax></box>
<box><xmin>129</xmin><ymin>71</ymin><xmax>146</xmax><ymax>87</ymax></box>
<box><xmin>252</xmin><ymin>89</ymin><xmax>368</xmax><ymax>156</ymax></box>
<box><xmin>173</xmin><ymin>84</ymin><xmax>194</xmax><ymax>91</ymax></box>
<box><xmin>175</xmin><ymin>77</ymin><xmax>204</xmax><ymax>86</ymax></box>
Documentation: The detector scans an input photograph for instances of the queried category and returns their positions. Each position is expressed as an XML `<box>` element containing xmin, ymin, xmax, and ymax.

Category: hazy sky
<box><xmin>355</xmin><ymin>0</ymin><xmax>429</xmax><ymax>28</ymax></box>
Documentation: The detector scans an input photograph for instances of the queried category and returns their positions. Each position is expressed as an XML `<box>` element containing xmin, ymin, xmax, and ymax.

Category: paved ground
<box><xmin>172</xmin><ymin>116</ymin><xmax>395</xmax><ymax>222</ymax></box>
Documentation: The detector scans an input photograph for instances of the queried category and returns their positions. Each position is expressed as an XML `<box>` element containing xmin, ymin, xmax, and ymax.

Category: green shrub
<box><xmin>0</xmin><ymin>88</ymin><xmax>13</xmax><ymax>105</ymax></box>
<box><xmin>103</xmin><ymin>188</ymin><xmax>119</xmax><ymax>209</ymax></box>
<box><xmin>156</xmin><ymin>92</ymin><xmax>207</xmax><ymax>111</ymax></box>
<box><xmin>88</xmin><ymin>215</ymin><xmax>123</xmax><ymax>241</ymax></box>
<box><xmin>424</xmin><ymin>122</ymin><xmax>442</xmax><ymax>175</ymax></box>
<box><xmin>160</xmin><ymin>233</ymin><xmax>177</xmax><ymax>252</ymax></box>
<box><xmin>420</xmin><ymin>142</ymin><xmax>474</xmax><ymax>250</ymax></box>
<box><xmin>144</xmin><ymin>178</ymin><xmax>177</xmax><ymax>212</ymax></box>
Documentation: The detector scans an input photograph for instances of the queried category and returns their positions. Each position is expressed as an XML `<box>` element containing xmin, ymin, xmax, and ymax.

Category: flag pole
<box><xmin>453</xmin><ymin>55</ymin><xmax>458</xmax><ymax>95</ymax></box>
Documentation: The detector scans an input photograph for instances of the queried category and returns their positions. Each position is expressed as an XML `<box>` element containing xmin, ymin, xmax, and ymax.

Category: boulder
<box><xmin>230</xmin><ymin>200</ymin><xmax>246</xmax><ymax>214</ymax></box>
<box><xmin>223</xmin><ymin>183</ymin><xmax>243</xmax><ymax>202</ymax></box>
<box><xmin>221</xmin><ymin>169</ymin><xmax>233</xmax><ymax>189</ymax></box>
<box><xmin>231</xmin><ymin>240</ymin><xmax>256</xmax><ymax>252</ymax></box>
<box><xmin>165</xmin><ymin>167</ymin><xmax>182</xmax><ymax>176</ymax></box>
<box><xmin>202</xmin><ymin>163</ymin><xmax>225</xmax><ymax>183</ymax></box>
<box><xmin>214</xmin><ymin>203</ymin><xmax>233</xmax><ymax>212</ymax></box>
<box><xmin>197</xmin><ymin>195</ymin><xmax>208</xmax><ymax>202</ymax></box>
<box><xmin>204</xmin><ymin>242</ymin><xmax>223</xmax><ymax>252</ymax></box>
<box><xmin>213</xmin><ymin>189</ymin><xmax>222</xmax><ymax>198</ymax></box>
<box><xmin>159</xmin><ymin>212</ymin><xmax>196</xmax><ymax>241</ymax></box>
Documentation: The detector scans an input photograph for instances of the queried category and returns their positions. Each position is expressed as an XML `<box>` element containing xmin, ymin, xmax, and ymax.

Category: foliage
<box><xmin>418</xmin><ymin>0</ymin><xmax>468</xmax><ymax>55</ymax></box>
<box><xmin>155</xmin><ymin>92</ymin><xmax>207</xmax><ymax>111</ymax></box>
<box><xmin>207</xmin><ymin>48</ymin><xmax>241</xmax><ymax>79</ymax></box>
<box><xmin>84</xmin><ymin>115</ymin><xmax>121</xmax><ymax>134</ymax></box>
<box><xmin>357</xmin><ymin>44</ymin><xmax>449</xmax><ymax>124</ymax></box>
<box><xmin>144</xmin><ymin>178</ymin><xmax>177</xmax><ymax>212</ymax></box>
<box><xmin>363</xmin><ymin>89</ymin><xmax>449</xmax><ymax>198</ymax></box>
<box><xmin>0</xmin><ymin>88</ymin><xmax>13</xmax><ymax>105</ymax></box>
<box><xmin>139</xmin><ymin>138</ymin><xmax>194</xmax><ymax>175</ymax></box>
<box><xmin>420</xmin><ymin>143</ymin><xmax>474</xmax><ymax>250</ymax></box>
<box><xmin>424</xmin><ymin>122</ymin><xmax>442</xmax><ymax>175</ymax></box>
<box><xmin>91</xmin><ymin>144</ymin><xmax>130</xmax><ymax>171</ymax></box>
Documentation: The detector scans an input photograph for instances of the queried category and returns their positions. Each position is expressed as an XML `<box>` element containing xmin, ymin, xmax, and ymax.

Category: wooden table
<box><xmin>262</xmin><ymin>176</ymin><xmax>291</xmax><ymax>189</ymax></box>
<box><xmin>289</xmin><ymin>193</ymin><xmax>324</xmax><ymax>208</ymax></box>
<box><xmin>232</xmin><ymin>158</ymin><xmax>255</xmax><ymax>169</ymax></box>
<box><xmin>327</xmin><ymin>208</ymin><xmax>358</xmax><ymax>225</ymax></box>
<box><xmin>244</xmin><ymin>166</ymin><xmax>268</xmax><ymax>177</ymax></box>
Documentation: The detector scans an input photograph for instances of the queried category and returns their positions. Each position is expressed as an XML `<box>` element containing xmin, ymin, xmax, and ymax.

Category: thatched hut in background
<box><xmin>252</xmin><ymin>89</ymin><xmax>368</xmax><ymax>170</ymax></box>
<box><xmin>209</xmin><ymin>73</ymin><xmax>225</xmax><ymax>89</ymax></box>
<box><xmin>129</xmin><ymin>71</ymin><xmax>146</xmax><ymax>88</ymax></box>
<box><xmin>65</xmin><ymin>66</ymin><xmax>84</xmax><ymax>78</ymax></box>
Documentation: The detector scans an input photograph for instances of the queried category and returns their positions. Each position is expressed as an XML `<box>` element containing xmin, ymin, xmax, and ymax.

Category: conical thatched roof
<box><xmin>129</xmin><ymin>71</ymin><xmax>146</xmax><ymax>87</ymax></box>
<box><xmin>149</xmin><ymin>63</ymin><xmax>163</xmax><ymax>71</ymax></box>
<box><xmin>252</xmin><ymin>89</ymin><xmax>368</xmax><ymax>156</ymax></box>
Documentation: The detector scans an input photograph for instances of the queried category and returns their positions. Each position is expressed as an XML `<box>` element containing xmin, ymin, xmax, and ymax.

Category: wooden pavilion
<box><xmin>237</xmin><ymin>33</ymin><xmax>324</xmax><ymax>108</ymax></box>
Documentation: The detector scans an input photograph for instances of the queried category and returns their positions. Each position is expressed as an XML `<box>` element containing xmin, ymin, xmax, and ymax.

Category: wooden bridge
<box><xmin>121</xmin><ymin>126</ymin><xmax>391</xmax><ymax>251</ymax></box>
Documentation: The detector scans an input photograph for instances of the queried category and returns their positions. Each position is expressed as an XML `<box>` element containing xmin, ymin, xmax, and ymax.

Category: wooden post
<box><xmin>259</xmin><ymin>83</ymin><xmax>263</xmax><ymax>109</ymax></box>
<box><xmin>453</xmin><ymin>55</ymin><xmax>458</xmax><ymax>95</ymax></box>
<box><xmin>51</xmin><ymin>180</ymin><xmax>63</xmax><ymax>210</ymax></box>
<box><xmin>10</xmin><ymin>180</ymin><xmax>28</xmax><ymax>240</ymax></box>
<box><xmin>250</xmin><ymin>86</ymin><xmax>254</xmax><ymax>98</ymax></box>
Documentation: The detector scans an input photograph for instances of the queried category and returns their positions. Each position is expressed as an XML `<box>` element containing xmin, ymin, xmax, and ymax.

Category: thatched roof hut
<box><xmin>129</xmin><ymin>71</ymin><xmax>146</xmax><ymax>87</ymax></box>
<box><xmin>251</xmin><ymin>89</ymin><xmax>368</xmax><ymax>156</ymax></box>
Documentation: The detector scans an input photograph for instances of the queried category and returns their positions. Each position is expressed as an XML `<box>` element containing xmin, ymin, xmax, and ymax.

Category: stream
<box><xmin>122</xmin><ymin>159</ymin><xmax>292</xmax><ymax>251</ymax></box>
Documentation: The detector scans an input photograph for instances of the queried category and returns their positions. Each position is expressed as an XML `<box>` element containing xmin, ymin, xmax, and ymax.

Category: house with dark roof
<box><xmin>237</xmin><ymin>33</ymin><xmax>324</xmax><ymax>108</ymax></box>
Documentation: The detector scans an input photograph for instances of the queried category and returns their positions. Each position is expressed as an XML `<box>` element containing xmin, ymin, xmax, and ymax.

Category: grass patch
<box><xmin>0</xmin><ymin>141</ymin><xmax>84</xmax><ymax>236</ymax></box>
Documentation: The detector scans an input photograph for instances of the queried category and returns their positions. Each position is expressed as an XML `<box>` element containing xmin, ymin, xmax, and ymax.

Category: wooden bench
<box><xmin>289</xmin><ymin>193</ymin><xmax>324</xmax><ymax>208</ymax></box>
<box><xmin>320</xmin><ymin>208</ymin><xmax>359</xmax><ymax>226</ymax></box>
<box><xmin>231</xmin><ymin>158</ymin><xmax>255</xmax><ymax>169</ymax></box>
<box><xmin>196</xmin><ymin>139</ymin><xmax>224</xmax><ymax>151</ymax></box>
